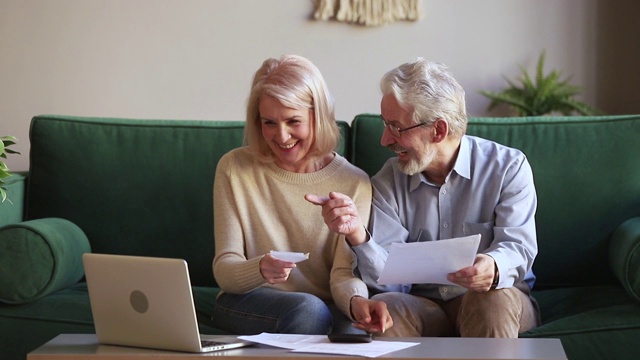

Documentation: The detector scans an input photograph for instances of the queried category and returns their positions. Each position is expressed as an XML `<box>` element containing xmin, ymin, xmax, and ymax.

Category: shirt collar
<box><xmin>407</xmin><ymin>136</ymin><xmax>471</xmax><ymax>191</ymax></box>
<box><xmin>454</xmin><ymin>135</ymin><xmax>471</xmax><ymax>180</ymax></box>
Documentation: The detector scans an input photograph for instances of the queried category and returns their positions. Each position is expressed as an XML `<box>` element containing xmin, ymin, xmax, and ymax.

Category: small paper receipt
<box><xmin>269</xmin><ymin>251</ymin><xmax>310</xmax><ymax>263</ymax></box>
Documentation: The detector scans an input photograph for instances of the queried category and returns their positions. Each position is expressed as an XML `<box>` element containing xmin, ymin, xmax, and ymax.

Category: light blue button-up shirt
<box><xmin>353</xmin><ymin>135</ymin><xmax>537</xmax><ymax>301</ymax></box>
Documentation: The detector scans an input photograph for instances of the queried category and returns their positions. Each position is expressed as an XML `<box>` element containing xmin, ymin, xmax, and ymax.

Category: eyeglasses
<box><xmin>381</xmin><ymin>118</ymin><xmax>428</xmax><ymax>138</ymax></box>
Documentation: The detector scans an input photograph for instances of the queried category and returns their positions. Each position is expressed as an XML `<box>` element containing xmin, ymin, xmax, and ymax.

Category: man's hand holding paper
<box><xmin>447</xmin><ymin>253</ymin><xmax>497</xmax><ymax>292</ymax></box>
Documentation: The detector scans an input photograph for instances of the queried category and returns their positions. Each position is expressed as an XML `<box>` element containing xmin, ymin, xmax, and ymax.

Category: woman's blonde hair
<box><xmin>244</xmin><ymin>55</ymin><xmax>340</xmax><ymax>162</ymax></box>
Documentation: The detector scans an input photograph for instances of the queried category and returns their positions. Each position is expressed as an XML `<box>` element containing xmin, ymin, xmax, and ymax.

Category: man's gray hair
<box><xmin>380</xmin><ymin>59</ymin><xmax>467</xmax><ymax>137</ymax></box>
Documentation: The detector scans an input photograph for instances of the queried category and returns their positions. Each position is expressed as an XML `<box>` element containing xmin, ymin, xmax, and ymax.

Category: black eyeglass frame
<box><xmin>381</xmin><ymin>118</ymin><xmax>429</xmax><ymax>138</ymax></box>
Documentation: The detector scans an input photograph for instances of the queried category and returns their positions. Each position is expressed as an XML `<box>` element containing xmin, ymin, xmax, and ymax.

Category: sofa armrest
<box><xmin>0</xmin><ymin>173</ymin><xmax>26</xmax><ymax>227</ymax></box>
<box><xmin>609</xmin><ymin>217</ymin><xmax>640</xmax><ymax>302</ymax></box>
<box><xmin>0</xmin><ymin>218</ymin><xmax>91</xmax><ymax>304</ymax></box>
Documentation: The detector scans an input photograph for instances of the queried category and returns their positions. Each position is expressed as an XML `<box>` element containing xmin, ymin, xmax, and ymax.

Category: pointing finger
<box><xmin>304</xmin><ymin>194</ymin><xmax>330</xmax><ymax>206</ymax></box>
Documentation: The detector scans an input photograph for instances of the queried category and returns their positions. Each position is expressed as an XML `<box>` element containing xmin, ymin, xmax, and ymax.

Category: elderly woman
<box><xmin>212</xmin><ymin>55</ymin><xmax>392</xmax><ymax>335</ymax></box>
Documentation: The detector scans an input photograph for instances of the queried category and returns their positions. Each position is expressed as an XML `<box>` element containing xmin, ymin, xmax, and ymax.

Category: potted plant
<box><xmin>480</xmin><ymin>51</ymin><xmax>601</xmax><ymax>116</ymax></box>
<box><xmin>1</xmin><ymin>136</ymin><xmax>20</xmax><ymax>203</ymax></box>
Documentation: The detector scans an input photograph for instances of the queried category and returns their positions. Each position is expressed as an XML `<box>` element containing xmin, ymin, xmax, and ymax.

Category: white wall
<box><xmin>1</xmin><ymin>0</ymin><xmax>638</xmax><ymax>171</ymax></box>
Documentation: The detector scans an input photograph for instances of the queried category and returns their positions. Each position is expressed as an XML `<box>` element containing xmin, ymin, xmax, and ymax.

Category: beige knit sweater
<box><xmin>213</xmin><ymin>147</ymin><xmax>372</xmax><ymax>318</ymax></box>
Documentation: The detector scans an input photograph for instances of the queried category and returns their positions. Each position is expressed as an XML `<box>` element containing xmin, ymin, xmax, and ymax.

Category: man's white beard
<box><xmin>398</xmin><ymin>143</ymin><xmax>437</xmax><ymax>176</ymax></box>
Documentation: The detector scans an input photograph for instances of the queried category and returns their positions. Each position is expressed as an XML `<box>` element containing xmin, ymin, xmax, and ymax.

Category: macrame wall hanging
<box><xmin>314</xmin><ymin>0</ymin><xmax>423</xmax><ymax>27</ymax></box>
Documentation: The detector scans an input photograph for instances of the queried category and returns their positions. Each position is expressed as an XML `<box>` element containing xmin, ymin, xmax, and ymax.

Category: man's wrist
<box><xmin>490</xmin><ymin>262</ymin><xmax>499</xmax><ymax>289</ymax></box>
<box><xmin>346</xmin><ymin>226</ymin><xmax>370</xmax><ymax>246</ymax></box>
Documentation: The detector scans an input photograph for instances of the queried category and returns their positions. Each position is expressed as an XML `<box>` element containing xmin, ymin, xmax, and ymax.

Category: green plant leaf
<box><xmin>0</xmin><ymin>135</ymin><xmax>19</xmax><ymax>202</ymax></box>
<box><xmin>1</xmin><ymin>136</ymin><xmax>18</xmax><ymax>145</ymax></box>
<box><xmin>479</xmin><ymin>50</ymin><xmax>602</xmax><ymax>116</ymax></box>
<box><xmin>479</xmin><ymin>90</ymin><xmax>533</xmax><ymax>116</ymax></box>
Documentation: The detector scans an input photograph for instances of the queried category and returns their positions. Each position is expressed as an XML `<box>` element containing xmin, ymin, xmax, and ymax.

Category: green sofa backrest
<box><xmin>25</xmin><ymin>114</ymin><xmax>640</xmax><ymax>289</ymax></box>
<box><xmin>26</xmin><ymin>115</ymin><xmax>349</xmax><ymax>286</ymax></box>
<box><xmin>27</xmin><ymin>116</ymin><xmax>243</xmax><ymax>286</ymax></box>
<box><xmin>349</xmin><ymin>114</ymin><xmax>640</xmax><ymax>289</ymax></box>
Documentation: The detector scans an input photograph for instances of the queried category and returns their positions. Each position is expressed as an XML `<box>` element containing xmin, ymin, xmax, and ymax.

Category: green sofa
<box><xmin>1</xmin><ymin>114</ymin><xmax>639</xmax><ymax>360</ymax></box>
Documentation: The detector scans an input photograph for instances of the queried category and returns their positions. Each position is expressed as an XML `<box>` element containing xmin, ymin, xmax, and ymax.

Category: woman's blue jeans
<box><xmin>212</xmin><ymin>287</ymin><xmax>361</xmax><ymax>335</ymax></box>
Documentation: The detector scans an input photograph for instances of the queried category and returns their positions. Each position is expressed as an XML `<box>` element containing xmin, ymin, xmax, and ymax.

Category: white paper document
<box><xmin>377</xmin><ymin>234</ymin><xmax>481</xmax><ymax>286</ymax></box>
<box><xmin>238</xmin><ymin>333</ymin><xmax>419</xmax><ymax>358</ymax></box>
<box><xmin>269</xmin><ymin>250</ymin><xmax>309</xmax><ymax>263</ymax></box>
<box><xmin>290</xmin><ymin>340</ymin><xmax>419</xmax><ymax>358</ymax></box>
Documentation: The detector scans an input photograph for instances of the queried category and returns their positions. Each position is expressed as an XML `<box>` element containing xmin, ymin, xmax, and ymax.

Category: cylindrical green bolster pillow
<box><xmin>609</xmin><ymin>217</ymin><xmax>640</xmax><ymax>303</ymax></box>
<box><xmin>0</xmin><ymin>218</ymin><xmax>91</xmax><ymax>304</ymax></box>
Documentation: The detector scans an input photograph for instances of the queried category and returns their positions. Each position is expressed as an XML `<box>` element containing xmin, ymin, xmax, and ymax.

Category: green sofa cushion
<box><xmin>0</xmin><ymin>218</ymin><xmax>90</xmax><ymax>304</ymax></box>
<box><xmin>609</xmin><ymin>217</ymin><xmax>640</xmax><ymax>302</ymax></box>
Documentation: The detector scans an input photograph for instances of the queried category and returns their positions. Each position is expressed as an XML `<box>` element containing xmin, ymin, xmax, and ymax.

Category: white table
<box><xmin>28</xmin><ymin>334</ymin><xmax>567</xmax><ymax>360</ymax></box>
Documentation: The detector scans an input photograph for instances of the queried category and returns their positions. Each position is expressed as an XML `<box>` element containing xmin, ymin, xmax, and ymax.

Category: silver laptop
<box><xmin>83</xmin><ymin>253</ymin><xmax>253</xmax><ymax>353</ymax></box>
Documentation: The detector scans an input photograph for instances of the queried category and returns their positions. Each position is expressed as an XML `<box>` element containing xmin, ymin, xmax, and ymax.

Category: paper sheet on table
<box><xmin>377</xmin><ymin>234</ymin><xmax>481</xmax><ymax>285</ymax></box>
<box><xmin>269</xmin><ymin>250</ymin><xmax>309</xmax><ymax>263</ymax></box>
<box><xmin>291</xmin><ymin>340</ymin><xmax>419</xmax><ymax>358</ymax></box>
<box><xmin>238</xmin><ymin>333</ymin><xmax>419</xmax><ymax>358</ymax></box>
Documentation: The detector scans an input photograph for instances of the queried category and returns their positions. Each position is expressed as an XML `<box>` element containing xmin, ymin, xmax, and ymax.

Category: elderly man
<box><xmin>306</xmin><ymin>59</ymin><xmax>539</xmax><ymax>337</ymax></box>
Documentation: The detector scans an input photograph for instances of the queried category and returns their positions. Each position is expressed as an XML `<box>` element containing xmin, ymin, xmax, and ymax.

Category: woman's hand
<box><xmin>350</xmin><ymin>296</ymin><xmax>393</xmax><ymax>334</ymax></box>
<box><xmin>259</xmin><ymin>253</ymin><xmax>296</xmax><ymax>284</ymax></box>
